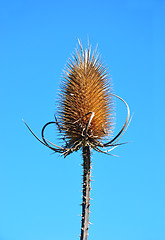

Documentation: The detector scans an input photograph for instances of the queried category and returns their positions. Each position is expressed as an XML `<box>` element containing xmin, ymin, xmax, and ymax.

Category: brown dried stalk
<box><xmin>24</xmin><ymin>39</ymin><xmax>130</xmax><ymax>240</ymax></box>
<box><xmin>81</xmin><ymin>145</ymin><xmax>91</xmax><ymax>240</ymax></box>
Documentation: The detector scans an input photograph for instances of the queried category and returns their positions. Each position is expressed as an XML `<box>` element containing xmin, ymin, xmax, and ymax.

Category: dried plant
<box><xmin>24</xmin><ymin>39</ymin><xmax>130</xmax><ymax>240</ymax></box>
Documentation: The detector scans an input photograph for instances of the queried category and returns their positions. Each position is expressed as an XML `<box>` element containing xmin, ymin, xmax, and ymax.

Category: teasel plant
<box><xmin>23</xmin><ymin>39</ymin><xmax>131</xmax><ymax>240</ymax></box>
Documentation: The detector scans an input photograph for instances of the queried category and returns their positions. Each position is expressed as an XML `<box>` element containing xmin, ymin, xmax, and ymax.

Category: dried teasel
<box><xmin>24</xmin><ymin>39</ymin><xmax>131</xmax><ymax>240</ymax></box>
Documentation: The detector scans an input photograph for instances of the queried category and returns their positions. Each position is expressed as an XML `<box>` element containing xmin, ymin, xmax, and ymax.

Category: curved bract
<box><xmin>23</xmin><ymin>92</ymin><xmax>130</xmax><ymax>157</ymax></box>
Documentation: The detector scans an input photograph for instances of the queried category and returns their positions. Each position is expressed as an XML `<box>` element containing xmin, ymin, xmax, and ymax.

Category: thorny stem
<box><xmin>80</xmin><ymin>144</ymin><xmax>91</xmax><ymax>240</ymax></box>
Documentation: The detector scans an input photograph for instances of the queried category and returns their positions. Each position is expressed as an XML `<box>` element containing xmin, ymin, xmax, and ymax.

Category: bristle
<box><xmin>58</xmin><ymin>40</ymin><xmax>114</xmax><ymax>148</ymax></box>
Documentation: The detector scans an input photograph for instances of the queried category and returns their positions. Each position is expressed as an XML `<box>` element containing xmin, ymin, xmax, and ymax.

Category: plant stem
<box><xmin>80</xmin><ymin>144</ymin><xmax>91</xmax><ymax>240</ymax></box>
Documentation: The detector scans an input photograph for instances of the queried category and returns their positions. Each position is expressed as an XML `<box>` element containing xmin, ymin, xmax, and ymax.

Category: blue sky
<box><xmin>0</xmin><ymin>0</ymin><xmax>165</xmax><ymax>240</ymax></box>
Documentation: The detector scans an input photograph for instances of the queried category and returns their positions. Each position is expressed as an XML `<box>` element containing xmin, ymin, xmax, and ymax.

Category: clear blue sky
<box><xmin>0</xmin><ymin>0</ymin><xmax>165</xmax><ymax>240</ymax></box>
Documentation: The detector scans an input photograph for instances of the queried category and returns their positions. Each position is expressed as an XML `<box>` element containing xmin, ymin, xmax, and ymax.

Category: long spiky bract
<box><xmin>23</xmin><ymin>39</ymin><xmax>131</xmax><ymax>240</ymax></box>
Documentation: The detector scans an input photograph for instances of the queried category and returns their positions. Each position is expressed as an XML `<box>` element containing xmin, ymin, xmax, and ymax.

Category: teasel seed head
<box><xmin>23</xmin><ymin>39</ymin><xmax>130</xmax><ymax>157</ymax></box>
<box><xmin>57</xmin><ymin>40</ymin><xmax>114</xmax><ymax>149</ymax></box>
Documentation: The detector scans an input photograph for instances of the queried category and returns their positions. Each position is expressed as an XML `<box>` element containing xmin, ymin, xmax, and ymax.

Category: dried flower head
<box><xmin>23</xmin><ymin>39</ymin><xmax>130</xmax><ymax>157</ymax></box>
<box><xmin>58</xmin><ymin>40</ymin><xmax>113</xmax><ymax>148</ymax></box>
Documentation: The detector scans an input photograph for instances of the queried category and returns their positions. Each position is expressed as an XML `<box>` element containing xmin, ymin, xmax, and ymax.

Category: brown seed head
<box><xmin>58</xmin><ymin>40</ymin><xmax>114</xmax><ymax>148</ymax></box>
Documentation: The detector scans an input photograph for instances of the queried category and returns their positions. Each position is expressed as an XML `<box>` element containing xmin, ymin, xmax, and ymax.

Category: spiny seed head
<box><xmin>57</xmin><ymin>40</ymin><xmax>114</xmax><ymax>148</ymax></box>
